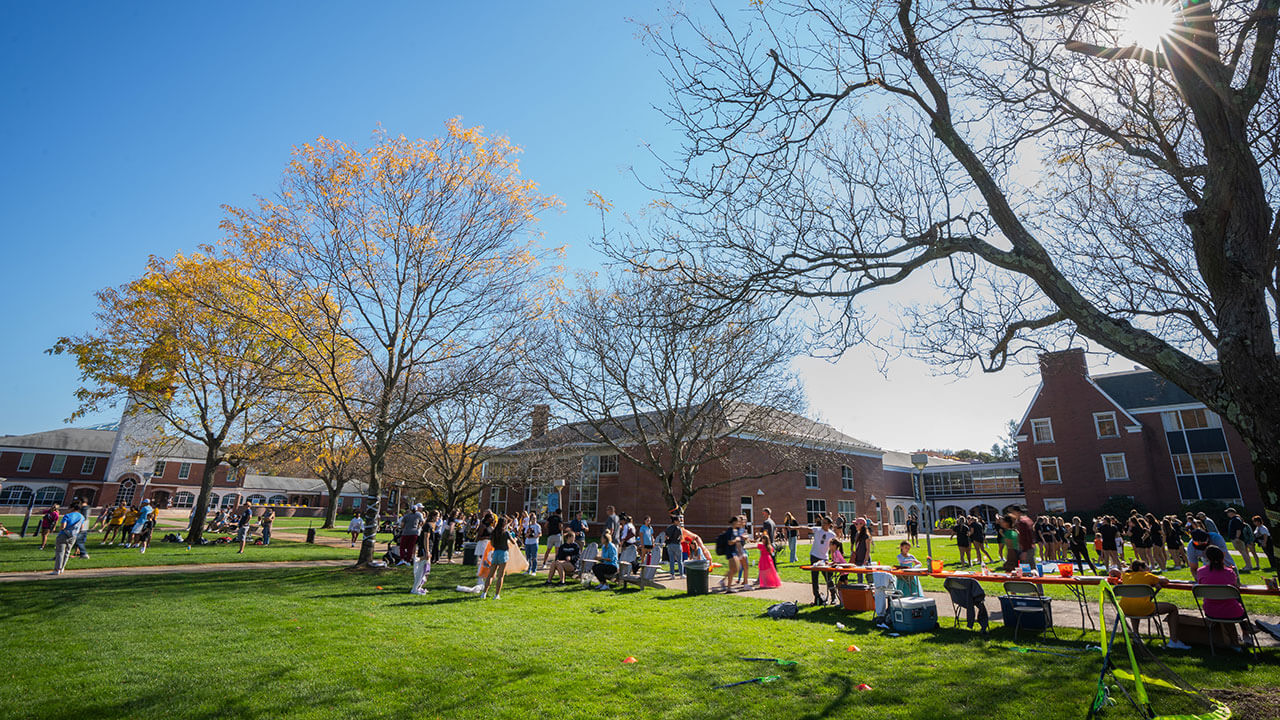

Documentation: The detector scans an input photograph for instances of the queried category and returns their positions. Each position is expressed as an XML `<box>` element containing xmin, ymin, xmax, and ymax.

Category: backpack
<box><xmin>765</xmin><ymin>602</ymin><xmax>798</xmax><ymax>620</ymax></box>
<box><xmin>1240</xmin><ymin>523</ymin><xmax>1255</xmax><ymax>544</ymax></box>
<box><xmin>715</xmin><ymin>529</ymin><xmax>734</xmax><ymax>556</ymax></box>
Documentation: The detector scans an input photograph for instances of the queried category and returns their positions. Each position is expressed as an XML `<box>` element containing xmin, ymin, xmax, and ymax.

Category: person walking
<box><xmin>260</xmin><ymin>506</ymin><xmax>276</xmax><ymax>546</ymax></box>
<box><xmin>783</xmin><ymin>512</ymin><xmax>800</xmax><ymax>563</ymax></box>
<box><xmin>1225</xmin><ymin>508</ymin><xmax>1259</xmax><ymax>572</ymax></box>
<box><xmin>347</xmin><ymin>513</ymin><xmax>364</xmax><ymax>547</ymax></box>
<box><xmin>38</xmin><ymin>504</ymin><xmax>61</xmax><ymax>550</ymax></box>
<box><xmin>398</xmin><ymin>504</ymin><xmax>424</xmax><ymax>566</ymax></box>
<box><xmin>234</xmin><ymin>504</ymin><xmax>252</xmax><ymax>553</ymax></box>
<box><xmin>717</xmin><ymin>517</ymin><xmax>744</xmax><ymax>590</ymax></box>
<box><xmin>1067</xmin><ymin>517</ymin><xmax>1098</xmax><ymax>574</ymax></box>
<box><xmin>523</xmin><ymin>514</ymin><xmax>542</xmax><ymax>575</ymax></box>
<box><xmin>102</xmin><ymin>504</ymin><xmax>127</xmax><ymax>545</ymax></box>
<box><xmin>51</xmin><ymin>502</ymin><xmax>86</xmax><ymax>575</ymax></box>
<box><xmin>136</xmin><ymin>504</ymin><xmax>157</xmax><ymax>554</ymax></box>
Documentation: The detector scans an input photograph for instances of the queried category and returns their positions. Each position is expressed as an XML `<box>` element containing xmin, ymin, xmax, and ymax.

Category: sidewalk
<box><xmin>0</xmin><ymin>559</ymin><xmax>352</xmax><ymax>583</ymax></box>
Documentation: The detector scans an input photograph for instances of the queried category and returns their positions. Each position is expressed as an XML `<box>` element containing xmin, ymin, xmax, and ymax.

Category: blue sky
<box><xmin>0</xmin><ymin>2</ymin><xmax>1123</xmax><ymax>452</ymax></box>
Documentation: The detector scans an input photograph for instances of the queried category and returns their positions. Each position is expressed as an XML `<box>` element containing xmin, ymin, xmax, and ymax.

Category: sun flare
<box><xmin>1117</xmin><ymin>1</ymin><xmax>1177</xmax><ymax>50</ymax></box>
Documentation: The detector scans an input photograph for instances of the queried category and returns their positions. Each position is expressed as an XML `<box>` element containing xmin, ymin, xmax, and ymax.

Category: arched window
<box><xmin>174</xmin><ymin>491</ymin><xmax>196</xmax><ymax>508</ymax></box>
<box><xmin>34</xmin><ymin>486</ymin><xmax>65</xmax><ymax>504</ymax></box>
<box><xmin>268</xmin><ymin>494</ymin><xmax>287</xmax><ymax>505</ymax></box>
<box><xmin>220</xmin><ymin>494</ymin><xmax>239</xmax><ymax>509</ymax></box>
<box><xmin>116</xmin><ymin>479</ymin><xmax>136</xmax><ymax>506</ymax></box>
<box><xmin>0</xmin><ymin>485</ymin><xmax>33</xmax><ymax>505</ymax></box>
<box><xmin>247</xmin><ymin>494</ymin><xmax>267</xmax><ymax>505</ymax></box>
<box><xmin>893</xmin><ymin>505</ymin><xmax>905</xmax><ymax>525</ymax></box>
<box><xmin>207</xmin><ymin>493</ymin><xmax>219</xmax><ymax>509</ymax></box>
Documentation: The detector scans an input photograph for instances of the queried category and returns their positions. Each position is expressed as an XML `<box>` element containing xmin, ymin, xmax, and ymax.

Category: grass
<box><xmin>0</xmin><ymin>563</ymin><xmax>1275</xmax><ymax>719</ymax></box>
<box><xmin>756</xmin><ymin>539</ymin><xmax>1280</xmax><ymax>616</ymax></box>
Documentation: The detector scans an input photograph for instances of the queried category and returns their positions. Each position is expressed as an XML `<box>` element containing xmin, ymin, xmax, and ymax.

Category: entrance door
<box><xmin>739</xmin><ymin>496</ymin><xmax>753</xmax><ymax>527</ymax></box>
<box><xmin>151</xmin><ymin>490</ymin><xmax>171</xmax><ymax>508</ymax></box>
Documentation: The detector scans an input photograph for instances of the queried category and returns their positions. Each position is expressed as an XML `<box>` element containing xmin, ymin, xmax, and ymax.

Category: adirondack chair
<box><xmin>576</xmin><ymin>542</ymin><xmax>599</xmax><ymax>582</ymax></box>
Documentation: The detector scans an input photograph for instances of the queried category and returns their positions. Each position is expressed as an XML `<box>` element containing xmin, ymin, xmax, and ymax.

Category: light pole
<box><xmin>911</xmin><ymin>453</ymin><xmax>932</xmax><ymax>565</ymax></box>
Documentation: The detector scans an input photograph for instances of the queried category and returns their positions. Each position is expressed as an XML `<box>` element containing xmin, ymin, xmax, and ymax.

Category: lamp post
<box><xmin>552</xmin><ymin>476</ymin><xmax>566</xmax><ymax>517</ymax></box>
<box><xmin>911</xmin><ymin>453</ymin><xmax>931</xmax><ymax>564</ymax></box>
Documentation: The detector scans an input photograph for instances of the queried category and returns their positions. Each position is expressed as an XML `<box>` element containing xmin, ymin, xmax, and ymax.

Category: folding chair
<box><xmin>943</xmin><ymin>577</ymin><xmax>988</xmax><ymax>632</ymax></box>
<box><xmin>1112</xmin><ymin>584</ymin><xmax>1167</xmax><ymax>646</ymax></box>
<box><xmin>1002</xmin><ymin>581</ymin><xmax>1056</xmax><ymax>643</ymax></box>
<box><xmin>1192</xmin><ymin>585</ymin><xmax>1261</xmax><ymax>657</ymax></box>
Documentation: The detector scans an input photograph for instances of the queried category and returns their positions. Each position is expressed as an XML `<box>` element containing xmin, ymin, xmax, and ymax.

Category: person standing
<box><xmin>760</xmin><ymin>508</ymin><xmax>776</xmax><ymax>545</ymax></box>
<box><xmin>604</xmin><ymin>506</ymin><xmax>620</xmax><ymax>541</ymax></box>
<box><xmin>51</xmin><ymin>502</ymin><xmax>86</xmax><ymax>575</ymax></box>
<box><xmin>347</xmin><ymin>513</ymin><xmax>364</xmax><ymax>547</ymax></box>
<box><xmin>38</xmin><ymin>504</ymin><xmax>61</xmax><ymax>550</ymax></box>
<box><xmin>1012</xmin><ymin>506</ymin><xmax>1037</xmax><ymax>568</ymax></box>
<box><xmin>783</xmin><ymin>512</ymin><xmax>800</xmax><ymax>563</ymax></box>
<box><xmin>1225</xmin><ymin>508</ymin><xmax>1259</xmax><ymax>572</ymax></box>
<box><xmin>136</xmin><ymin>504</ymin><xmax>157</xmax><ymax>554</ymax></box>
<box><xmin>102</xmin><ymin>504</ymin><xmax>127</xmax><ymax>545</ymax></box>
<box><xmin>398</xmin><ymin>504</ymin><xmax>424</xmax><ymax>566</ymax></box>
<box><xmin>260</xmin><ymin>506</ymin><xmax>276</xmax><ymax>546</ymax></box>
<box><xmin>755</xmin><ymin>530</ymin><xmax>782</xmax><ymax>589</ymax></box>
<box><xmin>1251</xmin><ymin>515</ymin><xmax>1275</xmax><ymax>573</ymax></box>
<box><xmin>481</xmin><ymin>516</ymin><xmax>516</xmax><ymax>600</ymax></box>
<box><xmin>906</xmin><ymin>513</ymin><xmax>919</xmax><ymax>546</ymax></box>
<box><xmin>1067</xmin><ymin>517</ymin><xmax>1097</xmax><ymax>574</ymax></box>
<box><xmin>523</xmin><ymin>514</ymin><xmax>542</xmax><ymax>575</ymax></box>
<box><xmin>954</xmin><ymin>516</ymin><xmax>971</xmax><ymax>567</ymax></box>
<box><xmin>235</xmin><ymin>504</ymin><xmax>252</xmax><ymax>554</ymax></box>
<box><xmin>808</xmin><ymin>516</ymin><xmax>838</xmax><ymax>605</ymax></box>
<box><xmin>541</xmin><ymin>509</ymin><xmax>563</xmax><ymax>567</ymax></box>
<box><xmin>663</xmin><ymin>516</ymin><xmax>685</xmax><ymax>577</ymax></box>
<box><xmin>129</xmin><ymin>500</ymin><xmax>154</xmax><ymax>548</ymax></box>
<box><xmin>1097</xmin><ymin>516</ymin><xmax>1121</xmax><ymax>570</ymax></box>
<box><xmin>717</xmin><ymin>517</ymin><xmax>743</xmax><ymax>590</ymax></box>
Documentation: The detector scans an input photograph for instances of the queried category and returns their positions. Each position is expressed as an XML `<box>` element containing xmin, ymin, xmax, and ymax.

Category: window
<box><xmin>1100</xmin><ymin>453</ymin><xmax>1129</xmax><ymax>481</ymax></box>
<box><xmin>116</xmin><ymin>479</ymin><xmax>136</xmax><ymax>506</ymax></box>
<box><xmin>268</xmin><ymin>494</ymin><xmax>287</xmax><ymax>505</ymax></box>
<box><xmin>841</xmin><ymin>465</ymin><xmax>854</xmax><ymax>491</ymax></box>
<box><xmin>1044</xmin><ymin>498</ymin><xmax>1067</xmax><ymax>513</ymax></box>
<box><xmin>805</xmin><ymin>499</ymin><xmax>827</xmax><ymax>526</ymax></box>
<box><xmin>804</xmin><ymin>464</ymin><xmax>819</xmax><ymax>489</ymax></box>
<box><xmin>49</xmin><ymin>455</ymin><xmax>67</xmax><ymax>474</ymax></box>
<box><xmin>488</xmin><ymin>487</ymin><xmax>507</xmax><ymax>515</ymax></box>
<box><xmin>247</xmin><ymin>494</ymin><xmax>267</xmax><ymax>505</ymax></box>
<box><xmin>1037</xmin><ymin>457</ymin><xmax>1061</xmax><ymax>484</ymax></box>
<box><xmin>1031</xmin><ymin>418</ymin><xmax>1054</xmax><ymax>444</ymax></box>
<box><xmin>740</xmin><ymin>496</ymin><xmax>753</xmax><ymax>525</ymax></box>
<box><xmin>1093</xmin><ymin>412</ymin><xmax>1119</xmax><ymax>438</ymax></box>
<box><xmin>34</xmin><ymin>486</ymin><xmax>65</xmax><ymax>504</ymax></box>
<box><xmin>174</xmin><ymin>491</ymin><xmax>195</xmax><ymax>508</ymax></box>
<box><xmin>1171</xmin><ymin>451</ymin><xmax>1233</xmax><ymax>475</ymax></box>
<box><xmin>207</xmin><ymin>493</ymin><xmax>219</xmax><ymax>509</ymax></box>
<box><xmin>220</xmin><ymin>494</ymin><xmax>239</xmax><ymax>509</ymax></box>
<box><xmin>893</xmin><ymin>506</ymin><xmax>905</xmax><ymax>525</ymax></box>
<box><xmin>80</xmin><ymin>457</ymin><xmax>97</xmax><ymax>474</ymax></box>
<box><xmin>598</xmin><ymin>454</ymin><xmax>619</xmax><ymax>474</ymax></box>
<box><xmin>153</xmin><ymin>460</ymin><xmax>167</xmax><ymax>477</ymax></box>
<box><xmin>569</xmin><ymin>455</ymin><xmax>600</xmax><ymax>520</ymax></box>
<box><xmin>178</xmin><ymin>462</ymin><xmax>191</xmax><ymax>479</ymax></box>
<box><xmin>1161</xmin><ymin>408</ymin><xmax>1221</xmax><ymax>431</ymax></box>
<box><xmin>837</xmin><ymin>500</ymin><xmax>857</xmax><ymax>525</ymax></box>
<box><xmin>0</xmin><ymin>485</ymin><xmax>32</xmax><ymax>504</ymax></box>
<box><xmin>16</xmin><ymin>453</ymin><xmax>35</xmax><ymax>472</ymax></box>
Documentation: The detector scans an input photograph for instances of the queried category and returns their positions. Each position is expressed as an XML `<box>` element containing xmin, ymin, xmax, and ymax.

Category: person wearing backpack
<box><xmin>1226</xmin><ymin>508</ymin><xmax>1259</xmax><ymax>572</ymax></box>
<box><xmin>716</xmin><ymin>517</ymin><xmax>744</xmax><ymax>590</ymax></box>
<box><xmin>52</xmin><ymin>501</ymin><xmax>86</xmax><ymax>575</ymax></box>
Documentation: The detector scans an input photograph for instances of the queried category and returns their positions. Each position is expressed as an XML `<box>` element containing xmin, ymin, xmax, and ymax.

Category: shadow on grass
<box><xmin>795</xmin><ymin>675</ymin><xmax>853</xmax><ymax>720</ymax></box>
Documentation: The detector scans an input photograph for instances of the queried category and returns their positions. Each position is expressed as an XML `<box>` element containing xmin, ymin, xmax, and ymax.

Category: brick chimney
<box><xmin>1038</xmin><ymin>348</ymin><xmax>1088</xmax><ymax>380</ymax></box>
<box><xmin>530</xmin><ymin>404</ymin><xmax>550</xmax><ymax>439</ymax></box>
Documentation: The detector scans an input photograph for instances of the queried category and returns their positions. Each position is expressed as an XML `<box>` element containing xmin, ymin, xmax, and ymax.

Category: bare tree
<box><xmin>224</xmin><ymin>123</ymin><xmax>560</xmax><ymax>564</ymax></box>
<box><xmin>630</xmin><ymin>1</ymin><xmax>1280</xmax><ymax>517</ymax></box>
<box><xmin>527</xmin><ymin>270</ymin><xmax>821</xmax><ymax>512</ymax></box>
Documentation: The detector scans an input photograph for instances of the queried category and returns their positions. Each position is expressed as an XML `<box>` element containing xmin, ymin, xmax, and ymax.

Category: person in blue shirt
<box><xmin>639</xmin><ymin>516</ymin><xmax>655</xmax><ymax>565</ymax></box>
<box><xmin>129</xmin><ymin>500</ymin><xmax>154</xmax><ymax>547</ymax></box>
<box><xmin>592</xmin><ymin>529</ymin><xmax>619</xmax><ymax>590</ymax></box>
<box><xmin>52</xmin><ymin>501</ymin><xmax>87</xmax><ymax>575</ymax></box>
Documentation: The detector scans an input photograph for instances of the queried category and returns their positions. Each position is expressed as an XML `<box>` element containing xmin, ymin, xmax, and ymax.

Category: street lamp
<box><xmin>911</xmin><ymin>453</ymin><xmax>932</xmax><ymax>564</ymax></box>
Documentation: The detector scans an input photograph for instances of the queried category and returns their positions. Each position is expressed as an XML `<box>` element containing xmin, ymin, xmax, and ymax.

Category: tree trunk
<box><xmin>323</xmin><ymin>485</ymin><xmax>341</xmax><ymax>530</ymax></box>
<box><xmin>356</xmin><ymin>447</ymin><xmax>385</xmax><ymax>566</ymax></box>
<box><xmin>185</xmin><ymin>443</ymin><xmax>222</xmax><ymax>544</ymax></box>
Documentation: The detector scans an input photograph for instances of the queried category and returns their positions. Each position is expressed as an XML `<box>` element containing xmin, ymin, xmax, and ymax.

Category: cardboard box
<box><xmin>1176</xmin><ymin>614</ymin><xmax>1241</xmax><ymax>648</ymax></box>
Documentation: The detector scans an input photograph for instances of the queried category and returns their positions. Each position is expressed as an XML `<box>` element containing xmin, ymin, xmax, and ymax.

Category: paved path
<box><xmin>0</xmin><ymin>559</ymin><xmax>352</xmax><ymax>583</ymax></box>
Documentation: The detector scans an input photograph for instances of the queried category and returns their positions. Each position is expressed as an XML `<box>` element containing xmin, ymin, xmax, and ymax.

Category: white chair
<box><xmin>576</xmin><ymin>542</ymin><xmax>599</xmax><ymax>583</ymax></box>
<box><xmin>621</xmin><ymin>563</ymin><xmax>663</xmax><ymax>590</ymax></box>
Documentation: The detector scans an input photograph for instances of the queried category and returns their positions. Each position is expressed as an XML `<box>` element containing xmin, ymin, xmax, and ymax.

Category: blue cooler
<box><xmin>999</xmin><ymin>595</ymin><xmax>1050</xmax><ymax>630</ymax></box>
<box><xmin>888</xmin><ymin>596</ymin><xmax>937</xmax><ymax>633</ymax></box>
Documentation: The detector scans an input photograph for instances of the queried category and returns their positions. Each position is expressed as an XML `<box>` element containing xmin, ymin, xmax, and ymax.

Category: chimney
<box><xmin>1038</xmin><ymin>348</ymin><xmax>1088</xmax><ymax>381</ymax></box>
<box><xmin>530</xmin><ymin>404</ymin><xmax>550</xmax><ymax>439</ymax></box>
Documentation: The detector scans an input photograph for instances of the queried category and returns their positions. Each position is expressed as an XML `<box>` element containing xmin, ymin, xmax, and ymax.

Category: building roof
<box><xmin>1092</xmin><ymin>369</ymin><xmax>1196</xmax><ymax>410</ymax></box>
<box><xmin>241</xmin><ymin>473</ymin><xmax>368</xmax><ymax>496</ymax></box>
<box><xmin>881</xmin><ymin>451</ymin><xmax>968</xmax><ymax>471</ymax></box>
<box><xmin>0</xmin><ymin>428</ymin><xmax>117</xmax><ymax>454</ymax></box>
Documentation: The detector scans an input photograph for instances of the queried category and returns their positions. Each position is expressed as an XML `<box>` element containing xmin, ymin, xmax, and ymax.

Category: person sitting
<box><xmin>1194</xmin><ymin>545</ymin><xmax>1254</xmax><ymax>636</ymax></box>
<box><xmin>592</xmin><ymin>529</ymin><xmax>619</xmax><ymax>590</ymax></box>
<box><xmin>546</xmin><ymin>530</ymin><xmax>581</xmax><ymax>585</ymax></box>
<box><xmin>894</xmin><ymin>541</ymin><xmax>924</xmax><ymax>598</ymax></box>
<box><xmin>1118</xmin><ymin>560</ymin><xmax>1191</xmax><ymax>650</ymax></box>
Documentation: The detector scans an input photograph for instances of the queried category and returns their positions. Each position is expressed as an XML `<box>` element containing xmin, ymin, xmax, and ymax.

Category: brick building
<box><xmin>1016</xmin><ymin>349</ymin><xmax>1263</xmax><ymax>516</ymax></box>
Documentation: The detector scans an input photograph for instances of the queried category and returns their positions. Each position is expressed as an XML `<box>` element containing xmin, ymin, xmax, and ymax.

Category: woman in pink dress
<box><xmin>756</xmin><ymin>532</ymin><xmax>782</xmax><ymax>589</ymax></box>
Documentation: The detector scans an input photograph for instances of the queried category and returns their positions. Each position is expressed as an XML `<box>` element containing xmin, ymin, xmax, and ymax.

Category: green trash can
<box><xmin>462</xmin><ymin>542</ymin><xmax>478</xmax><ymax>566</ymax></box>
<box><xmin>305</xmin><ymin>528</ymin><xmax>316</xmax><ymax>544</ymax></box>
<box><xmin>684</xmin><ymin>559</ymin><xmax>710</xmax><ymax>596</ymax></box>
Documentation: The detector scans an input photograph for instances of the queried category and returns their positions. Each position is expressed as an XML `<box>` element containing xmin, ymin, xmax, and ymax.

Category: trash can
<box><xmin>684</xmin><ymin>559</ymin><xmax>710</xmax><ymax>596</ymax></box>
<box><xmin>462</xmin><ymin>542</ymin><xmax>478</xmax><ymax>566</ymax></box>
<box><xmin>306</xmin><ymin>528</ymin><xmax>316</xmax><ymax>544</ymax></box>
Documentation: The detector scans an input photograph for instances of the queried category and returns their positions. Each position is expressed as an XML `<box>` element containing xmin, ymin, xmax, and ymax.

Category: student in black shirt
<box><xmin>542</xmin><ymin>510</ymin><xmax>563</xmax><ymax>567</ymax></box>
<box><xmin>954</xmin><ymin>518</ymin><xmax>971</xmax><ymax>567</ymax></box>
<box><xmin>546</xmin><ymin>530</ymin><xmax>581</xmax><ymax>585</ymax></box>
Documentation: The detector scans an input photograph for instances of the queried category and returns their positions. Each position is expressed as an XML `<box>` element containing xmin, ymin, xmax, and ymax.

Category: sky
<box><xmin>0</xmin><ymin>2</ymin><xmax>1134</xmax><ymax>454</ymax></box>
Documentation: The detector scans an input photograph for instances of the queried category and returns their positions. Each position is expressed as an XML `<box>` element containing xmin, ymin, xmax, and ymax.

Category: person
<box><xmin>347</xmin><ymin>513</ymin><xmax>364</xmax><ymax>547</ymax></box>
<box><xmin>544</xmin><ymin>529</ymin><xmax>579</xmax><ymax>584</ymax></box>
<box><xmin>1068</xmin><ymin>517</ymin><xmax>1097</xmax><ymax>574</ymax></box>
<box><xmin>735</xmin><ymin>514</ymin><xmax>752</xmax><ymax>585</ymax></box>
<box><xmin>427</xmin><ymin>510</ymin><xmax>442</xmax><ymax>564</ymax></box>
<box><xmin>1225</xmin><ymin>508</ymin><xmax>1259</xmax><ymax>573</ymax></box>
<box><xmin>52</xmin><ymin>501</ymin><xmax>86</xmax><ymax>575</ymax></box>
<box><xmin>1012</xmin><ymin>506</ymin><xmax>1036</xmax><ymax>568</ymax></box>
<box><xmin>1118</xmin><ymin>560</ymin><xmax>1191</xmax><ymax>649</ymax></box>
<box><xmin>234</xmin><ymin>504</ymin><xmax>252</xmax><ymax>553</ymax></box>
<box><xmin>102</xmin><ymin>504</ymin><xmax>128</xmax><ymax>545</ymax></box>
<box><xmin>954</xmin><ymin>515</ymin><xmax>971</xmax><ymax>567</ymax></box>
<box><xmin>760</xmin><ymin>508</ymin><xmax>775</xmax><ymax>547</ymax></box>
<box><xmin>638</xmin><ymin>515</ymin><xmax>655</xmax><ymax>566</ymax></box>
<box><xmin>1194</xmin><ymin>545</ymin><xmax>1253</xmax><ymax>637</ymax></box>
<box><xmin>136</xmin><ymin>503</ymin><xmax>156</xmax><ymax>554</ymax></box>
<box><xmin>260</xmin><ymin>506</ymin><xmax>275</xmax><ymax>546</ymax></box>
<box><xmin>1187</xmin><ymin>522</ymin><xmax>1234</xmax><ymax>574</ymax></box>
<box><xmin>1163</xmin><ymin>517</ymin><xmax>1186</xmax><ymax>570</ymax></box>
<box><xmin>971</xmin><ymin>516</ymin><xmax>994</xmax><ymax>564</ymax></box>
<box><xmin>569</xmin><ymin>511</ymin><xmax>589</xmax><ymax>539</ymax></box>
<box><xmin>593</xmin><ymin>528</ymin><xmax>619</xmax><ymax>590</ymax></box>
<box><xmin>439</xmin><ymin>512</ymin><xmax>455</xmax><ymax>562</ymax></box>
<box><xmin>481</xmin><ymin>517</ymin><xmax>516</xmax><ymax>600</ymax></box>
<box><xmin>91</xmin><ymin>503</ymin><xmax>111</xmax><ymax>532</ymax></box>
<box><xmin>618</xmin><ymin>513</ymin><xmax>637</xmax><ymax>565</ymax></box>
<box><xmin>998</xmin><ymin>514</ymin><xmax>1020</xmax><ymax>572</ymax></box>
<box><xmin>1197</xmin><ymin>512</ymin><xmax>1220</xmax><ymax>535</ymax></box>
<box><xmin>1251</xmin><ymin>515</ymin><xmax>1275</xmax><ymax>573</ymax></box>
<box><xmin>1144</xmin><ymin>513</ymin><xmax>1166</xmax><ymax>571</ymax></box>
<box><xmin>523</xmin><ymin>513</ymin><xmax>541</xmax><ymax>575</ymax></box>
<box><xmin>808</xmin><ymin>516</ymin><xmax>838</xmax><ymax>605</ymax></box>
<box><xmin>38</xmin><ymin>504</ymin><xmax>61</xmax><ymax>550</ymax></box>
<box><xmin>663</xmin><ymin>516</ymin><xmax>685</xmax><ymax>577</ymax></box>
<box><xmin>604</xmin><ymin>505</ymin><xmax>620</xmax><ymax>541</ymax></box>
<box><xmin>717</xmin><ymin>517</ymin><xmax>744</xmax><ymax>590</ymax></box>
<box><xmin>834</xmin><ymin>511</ymin><xmax>847</xmax><ymax>538</ymax></box>
<box><xmin>784</xmin><ymin>512</ymin><xmax>800</xmax><ymax>563</ymax></box>
<box><xmin>72</xmin><ymin>507</ymin><xmax>91</xmax><ymax>560</ymax></box>
<box><xmin>755</xmin><ymin>530</ymin><xmax>781</xmax><ymax>589</ymax></box>
<box><xmin>542</xmin><ymin>509</ymin><xmax>563</xmax><ymax>567</ymax></box>
<box><xmin>398</xmin><ymin>504</ymin><xmax>424</xmax><ymax>566</ymax></box>
<box><xmin>129</xmin><ymin>500</ymin><xmax>154</xmax><ymax>548</ymax></box>
<box><xmin>1097</xmin><ymin>516</ymin><xmax>1121</xmax><ymax>569</ymax></box>
<box><xmin>851</xmin><ymin>518</ymin><xmax>872</xmax><ymax>581</ymax></box>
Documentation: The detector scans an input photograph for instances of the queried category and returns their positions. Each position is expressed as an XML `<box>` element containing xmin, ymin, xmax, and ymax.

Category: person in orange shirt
<box><xmin>1118</xmin><ymin>560</ymin><xmax>1190</xmax><ymax>650</ymax></box>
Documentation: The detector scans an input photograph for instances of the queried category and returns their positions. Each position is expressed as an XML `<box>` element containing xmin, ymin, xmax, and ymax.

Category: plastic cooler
<box><xmin>888</xmin><ymin>596</ymin><xmax>938</xmax><ymax>633</ymax></box>
<box><xmin>838</xmin><ymin>583</ymin><xmax>874</xmax><ymax>611</ymax></box>
<box><xmin>999</xmin><ymin>595</ymin><xmax>1050</xmax><ymax>629</ymax></box>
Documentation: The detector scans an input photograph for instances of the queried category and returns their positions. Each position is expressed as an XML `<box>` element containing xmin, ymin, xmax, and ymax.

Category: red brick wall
<box><xmin>0</xmin><ymin>450</ymin><xmax>108</xmax><ymax>482</ymax></box>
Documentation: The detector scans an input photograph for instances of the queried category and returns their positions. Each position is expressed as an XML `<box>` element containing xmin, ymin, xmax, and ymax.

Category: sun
<box><xmin>1117</xmin><ymin>1</ymin><xmax>1178</xmax><ymax>50</ymax></box>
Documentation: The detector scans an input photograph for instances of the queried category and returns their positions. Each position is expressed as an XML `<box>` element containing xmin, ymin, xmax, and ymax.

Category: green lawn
<box><xmin>0</xmin><ymin>563</ymin><xmax>1274</xmax><ymax>719</ymax></box>
<box><xmin>759</xmin><ymin>539</ymin><xmax>1280</xmax><ymax>616</ymax></box>
<box><xmin>0</xmin><ymin>529</ymin><xmax>357</xmax><ymax>573</ymax></box>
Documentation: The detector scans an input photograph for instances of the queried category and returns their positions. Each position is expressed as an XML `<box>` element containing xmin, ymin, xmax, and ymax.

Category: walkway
<box><xmin>0</xmin><ymin>559</ymin><xmax>352</xmax><ymax>583</ymax></box>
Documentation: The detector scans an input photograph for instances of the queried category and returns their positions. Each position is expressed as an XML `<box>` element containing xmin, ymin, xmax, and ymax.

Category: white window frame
<box><xmin>1093</xmin><ymin>412</ymin><xmax>1119</xmax><ymax>439</ymax></box>
<box><xmin>598</xmin><ymin>454</ymin><xmax>619</xmax><ymax>474</ymax></box>
<box><xmin>17</xmin><ymin>453</ymin><xmax>35</xmax><ymax>472</ymax></box>
<box><xmin>116</xmin><ymin>479</ymin><xmax>136</xmax><ymax>506</ymax></box>
<box><xmin>837</xmin><ymin>499</ymin><xmax>857</xmax><ymax>524</ymax></box>
<box><xmin>174</xmin><ymin>491</ymin><xmax>195</xmax><ymax>508</ymax></box>
<box><xmin>153</xmin><ymin>460</ymin><xmax>167</xmax><ymax>477</ymax></box>
<box><xmin>841</xmin><ymin>465</ymin><xmax>854</xmax><ymax>491</ymax></box>
<box><xmin>1031</xmin><ymin>418</ymin><xmax>1054</xmax><ymax>444</ymax></box>
<box><xmin>50</xmin><ymin>455</ymin><xmax>67</xmax><ymax>474</ymax></box>
<box><xmin>488</xmin><ymin>487</ymin><xmax>506</xmax><ymax>516</ymax></box>
<box><xmin>247</xmin><ymin>494</ymin><xmax>267</xmax><ymax>505</ymax></box>
<box><xmin>805</xmin><ymin>498</ymin><xmax>827</xmax><ymax>526</ymax></box>
<box><xmin>268</xmin><ymin>494</ymin><xmax>287</xmax><ymax>505</ymax></box>
<box><xmin>1037</xmin><ymin>457</ymin><xmax>1062</xmax><ymax>484</ymax></box>
<box><xmin>1102</xmin><ymin>453</ymin><xmax>1129</xmax><ymax>481</ymax></box>
<box><xmin>1043</xmin><ymin>498</ymin><xmax>1067</xmax><ymax>513</ymax></box>
<box><xmin>178</xmin><ymin>462</ymin><xmax>191</xmax><ymax>479</ymax></box>
<box><xmin>80</xmin><ymin>457</ymin><xmax>97</xmax><ymax>475</ymax></box>
<box><xmin>804</xmin><ymin>464</ymin><xmax>819</xmax><ymax>489</ymax></box>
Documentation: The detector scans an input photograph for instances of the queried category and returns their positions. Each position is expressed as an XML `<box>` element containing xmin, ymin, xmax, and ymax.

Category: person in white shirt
<box><xmin>347</xmin><ymin>514</ymin><xmax>364</xmax><ymax>547</ymax></box>
<box><xmin>809</xmin><ymin>517</ymin><xmax>838</xmax><ymax>605</ymax></box>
